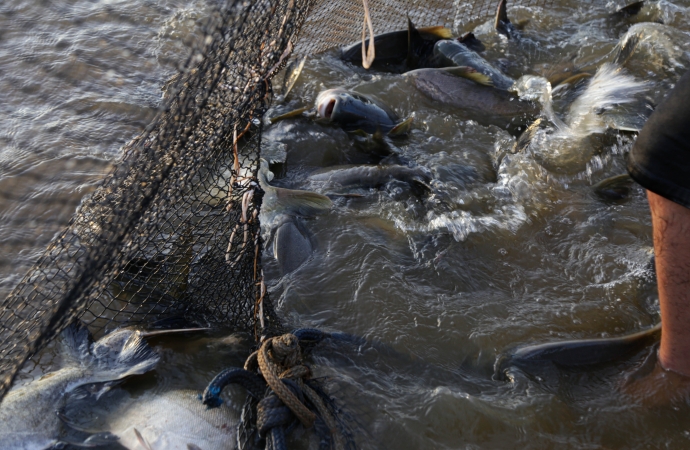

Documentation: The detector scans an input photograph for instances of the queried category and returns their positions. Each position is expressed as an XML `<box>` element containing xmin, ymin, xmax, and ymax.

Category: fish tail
<box><xmin>77</xmin><ymin>328</ymin><xmax>159</xmax><ymax>387</ymax></box>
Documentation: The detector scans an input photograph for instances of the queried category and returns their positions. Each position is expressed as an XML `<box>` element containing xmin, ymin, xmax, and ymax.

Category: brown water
<box><xmin>3</xmin><ymin>0</ymin><xmax>690</xmax><ymax>448</ymax></box>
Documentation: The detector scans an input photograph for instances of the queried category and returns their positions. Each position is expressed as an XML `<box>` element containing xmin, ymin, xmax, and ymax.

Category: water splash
<box><xmin>565</xmin><ymin>63</ymin><xmax>648</xmax><ymax>137</ymax></box>
<box><xmin>429</xmin><ymin>64</ymin><xmax>646</xmax><ymax>241</ymax></box>
<box><xmin>512</xmin><ymin>75</ymin><xmax>566</xmax><ymax>129</ymax></box>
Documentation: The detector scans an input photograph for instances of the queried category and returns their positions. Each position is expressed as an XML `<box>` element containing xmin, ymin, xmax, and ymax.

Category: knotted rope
<box><xmin>202</xmin><ymin>331</ymin><xmax>347</xmax><ymax>450</ymax></box>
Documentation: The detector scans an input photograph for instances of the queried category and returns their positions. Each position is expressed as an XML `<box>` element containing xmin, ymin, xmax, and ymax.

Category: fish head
<box><xmin>316</xmin><ymin>88</ymin><xmax>398</xmax><ymax>134</ymax></box>
<box><xmin>315</xmin><ymin>88</ymin><xmax>347</xmax><ymax>122</ymax></box>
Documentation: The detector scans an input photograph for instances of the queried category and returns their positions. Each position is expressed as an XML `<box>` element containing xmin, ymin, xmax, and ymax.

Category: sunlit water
<box><xmin>3</xmin><ymin>0</ymin><xmax>690</xmax><ymax>448</ymax></box>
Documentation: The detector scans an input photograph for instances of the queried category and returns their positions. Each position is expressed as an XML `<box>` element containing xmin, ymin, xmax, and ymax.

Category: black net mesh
<box><xmin>0</xmin><ymin>0</ymin><xmax>566</xmax><ymax>401</ymax></box>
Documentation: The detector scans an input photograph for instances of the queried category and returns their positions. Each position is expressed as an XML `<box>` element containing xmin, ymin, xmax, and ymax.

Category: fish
<box><xmin>495</xmin><ymin>323</ymin><xmax>661</xmax><ymax>378</ymax></box>
<box><xmin>592</xmin><ymin>173</ymin><xmax>634</xmax><ymax>202</ymax></box>
<box><xmin>259</xmin><ymin>158</ymin><xmax>332</xmax><ymax>217</ymax></box>
<box><xmin>63</xmin><ymin>388</ymin><xmax>239</xmax><ymax>450</ymax></box>
<box><xmin>613</xmin><ymin>22</ymin><xmax>690</xmax><ymax>79</ymax></box>
<box><xmin>340</xmin><ymin>19</ymin><xmax>452</xmax><ymax>73</ymax></box>
<box><xmin>315</xmin><ymin>88</ymin><xmax>412</xmax><ymax>136</ymax></box>
<box><xmin>272</xmin><ymin>215</ymin><xmax>315</xmax><ymax>275</ymax></box>
<box><xmin>403</xmin><ymin>67</ymin><xmax>538</xmax><ymax>130</ymax></box>
<box><xmin>0</xmin><ymin>323</ymin><xmax>160</xmax><ymax>449</ymax></box>
<box><xmin>432</xmin><ymin>39</ymin><xmax>515</xmax><ymax>89</ymax></box>
<box><xmin>308</xmin><ymin>164</ymin><xmax>432</xmax><ymax>192</ymax></box>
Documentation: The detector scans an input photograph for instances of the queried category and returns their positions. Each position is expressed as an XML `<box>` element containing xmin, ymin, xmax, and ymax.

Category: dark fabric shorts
<box><xmin>628</xmin><ymin>70</ymin><xmax>690</xmax><ymax>210</ymax></box>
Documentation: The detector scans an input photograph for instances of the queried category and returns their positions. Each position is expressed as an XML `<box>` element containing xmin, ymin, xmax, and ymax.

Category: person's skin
<box><xmin>647</xmin><ymin>190</ymin><xmax>690</xmax><ymax>376</ymax></box>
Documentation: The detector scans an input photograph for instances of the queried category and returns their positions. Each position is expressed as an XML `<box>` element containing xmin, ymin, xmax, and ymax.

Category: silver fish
<box><xmin>66</xmin><ymin>388</ymin><xmax>239</xmax><ymax>450</ymax></box>
<box><xmin>404</xmin><ymin>67</ymin><xmax>538</xmax><ymax>130</ymax></box>
<box><xmin>315</xmin><ymin>88</ymin><xmax>412</xmax><ymax>136</ymax></box>
<box><xmin>0</xmin><ymin>324</ymin><xmax>160</xmax><ymax>450</ymax></box>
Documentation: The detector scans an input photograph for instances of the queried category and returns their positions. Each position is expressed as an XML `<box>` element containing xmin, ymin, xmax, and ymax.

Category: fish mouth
<box><xmin>317</xmin><ymin>97</ymin><xmax>336</xmax><ymax>120</ymax></box>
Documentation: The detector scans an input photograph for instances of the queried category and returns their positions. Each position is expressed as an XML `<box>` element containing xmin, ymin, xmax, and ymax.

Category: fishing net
<box><xmin>0</xmin><ymin>0</ymin><xmax>567</xmax><ymax>410</ymax></box>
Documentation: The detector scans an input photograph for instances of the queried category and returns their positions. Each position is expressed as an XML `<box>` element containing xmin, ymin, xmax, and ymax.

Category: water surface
<box><xmin>3</xmin><ymin>0</ymin><xmax>690</xmax><ymax>448</ymax></box>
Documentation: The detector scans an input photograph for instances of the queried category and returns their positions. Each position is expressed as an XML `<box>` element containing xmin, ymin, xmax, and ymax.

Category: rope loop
<box><xmin>360</xmin><ymin>0</ymin><xmax>375</xmax><ymax>69</ymax></box>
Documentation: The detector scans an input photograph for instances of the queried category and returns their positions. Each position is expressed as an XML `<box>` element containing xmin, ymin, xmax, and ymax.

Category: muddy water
<box><xmin>3</xmin><ymin>0</ymin><xmax>690</xmax><ymax>448</ymax></box>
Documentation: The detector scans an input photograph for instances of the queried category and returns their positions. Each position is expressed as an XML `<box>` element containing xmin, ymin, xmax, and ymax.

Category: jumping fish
<box><xmin>404</xmin><ymin>67</ymin><xmax>538</xmax><ymax>130</ymax></box>
<box><xmin>315</xmin><ymin>88</ymin><xmax>412</xmax><ymax>136</ymax></box>
<box><xmin>0</xmin><ymin>323</ymin><xmax>160</xmax><ymax>449</ymax></box>
<box><xmin>495</xmin><ymin>323</ymin><xmax>661</xmax><ymax>378</ymax></box>
<box><xmin>259</xmin><ymin>159</ymin><xmax>332</xmax><ymax>217</ymax></box>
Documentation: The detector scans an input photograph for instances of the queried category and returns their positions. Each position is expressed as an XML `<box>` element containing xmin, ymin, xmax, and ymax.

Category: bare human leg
<box><xmin>647</xmin><ymin>190</ymin><xmax>690</xmax><ymax>376</ymax></box>
<box><xmin>621</xmin><ymin>190</ymin><xmax>690</xmax><ymax>406</ymax></box>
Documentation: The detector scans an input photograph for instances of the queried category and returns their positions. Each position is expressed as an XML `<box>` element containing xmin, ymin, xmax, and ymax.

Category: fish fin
<box><xmin>458</xmin><ymin>32</ymin><xmax>485</xmax><ymax>52</ymax></box>
<box><xmin>494</xmin><ymin>0</ymin><xmax>510</xmax><ymax>35</ymax></box>
<box><xmin>388</xmin><ymin>116</ymin><xmax>414</xmax><ymax>137</ymax></box>
<box><xmin>612</xmin><ymin>34</ymin><xmax>639</xmax><ymax>67</ymax></box>
<box><xmin>134</xmin><ymin>428</ymin><xmax>154</xmax><ymax>450</ymax></box>
<box><xmin>616</xmin><ymin>1</ymin><xmax>644</xmax><ymax>17</ymax></box>
<box><xmin>441</xmin><ymin>66</ymin><xmax>494</xmax><ymax>86</ymax></box>
<box><xmin>282</xmin><ymin>56</ymin><xmax>307</xmax><ymax>99</ymax></box>
<box><xmin>60</xmin><ymin>322</ymin><xmax>93</xmax><ymax>368</ymax></box>
<box><xmin>80</xmin><ymin>329</ymin><xmax>160</xmax><ymax>388</ymax></box>
<box><xmin>407</xmin><ymin>16</ymin><xmax>424</xmax><ymax>69</ymax></box>
<box><xmin>418</xmin><ymin>26</ymin><xmax>453</xmax><ymax>39</ymax></box>
<box><xmin>83</xmin><ymin>432</ymin><xmax>120</xmax><ymax>446</ymax></box>
<box><xmin>276</xmin><ymin>189</ymin><xmax>333</xmax><ymax>216</ymax></box>
<box><xmin>269</xmin><ymin>106</ymin><xmax>310</xmax><ymax>124</ymax></box>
